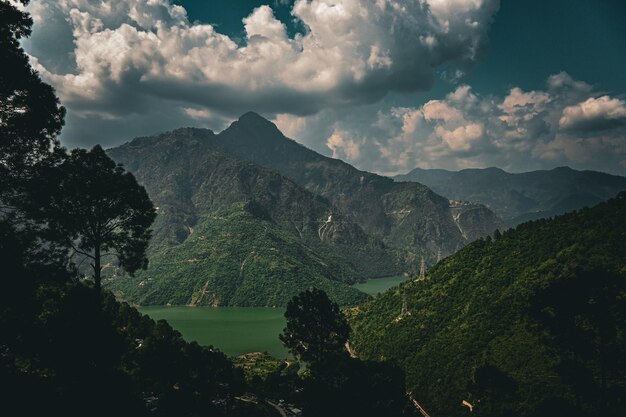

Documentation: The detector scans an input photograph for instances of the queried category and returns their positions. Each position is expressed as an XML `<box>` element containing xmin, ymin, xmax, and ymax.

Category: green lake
<box><xmin>139</xmin><ymin>306</ymin><xmax>289</xmax><ymax>358</ymax></box>
<box><xmin>139</xmin><ymin>275</ymin><xmax>410</xmax><ymax>358</ymax></box>
<box><xmin>352</xmin><ymin>275</ymin><xmax>410</xmax><ymax>295</ymax></box>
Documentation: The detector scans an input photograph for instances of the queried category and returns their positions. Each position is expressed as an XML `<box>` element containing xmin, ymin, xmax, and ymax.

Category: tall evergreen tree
<box><xmin>45</xmin><ymin>146</ymin><xmax>156</xmax><ymax>297</ymax></box>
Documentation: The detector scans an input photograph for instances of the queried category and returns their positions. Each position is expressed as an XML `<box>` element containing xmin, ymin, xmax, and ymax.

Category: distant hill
<box><xmin>348</xmin><ymin>192</ymin><xmax>626</xmax><ymax>416</ymax></box>
<box><xmin>395</xmin><ymin>166</ymin><xmax>626</xmax><ymax>225</ymax></box>
<box><xmin>105</xmin><ymin>113</ymin><xmax>504</xmax><ymax>306</ymax></box>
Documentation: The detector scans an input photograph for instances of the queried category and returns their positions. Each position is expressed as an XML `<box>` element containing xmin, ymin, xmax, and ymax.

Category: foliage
<box><xmin>280</xmin><ymin>288</ymin><xmax>351</xmax><ymax>362</ymax></box>
<box><xmin>302</xmin><ymin>357</ymin><xmax>414</xmax><ymax>417</ymax></box>
<box><xmin>0</xmin><ymin>0</ymin><xmax>65</xmax><ymax>195</ymax></box>
<box><xmin>349</xmin><ymin>192</ymin><xmax>626</xmax><ymax>417</ymax></box>
<box><xmin>0</xmin><ymin>0</ymin><xmax>68</xmax><ymax>270</ymax></box>
<box><xmin>277</xmin><ymin>289</ymin><xmax>415</xmax><ymax>417</ymax></box>
<box><xmin>233</xmin><ymin>352</ymin><xmax>301</xmax><ymax>402</ymax></box>
<box><xmin>530</xmin><ymin>268</ymin><xmax>626</xmax><ymax>415</ymax></box>
<box><xmin>39</xmin><ymin>145</ymin><xmax>156</xmax><ymax>295</ymax></box>
<box><xmin>468</xmin><ymin>364</ymin><xmax>518</xmax><ymax>417</ymax></box>
<box><xmin>0</xmin><ymin>221</ymin><xmax>266</xmax><ymax>417</ymax></box>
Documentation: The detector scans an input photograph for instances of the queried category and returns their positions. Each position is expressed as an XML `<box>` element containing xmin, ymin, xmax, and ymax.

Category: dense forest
<box><xmin>349</xmin><ymin>193</ymin><xmax>626</xmax><ymax>417</ymax></box>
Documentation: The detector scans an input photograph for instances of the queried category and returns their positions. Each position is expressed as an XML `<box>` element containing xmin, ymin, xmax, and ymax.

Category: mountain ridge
<box><xmin>395</xmin><ymin>166</ymin><xmax>626</xmax><ymax>225</ymax></box>
<box><xmin>106</xmin><ymin>127</ymin><xmax>392</xmax><ymax>306</ymax></box>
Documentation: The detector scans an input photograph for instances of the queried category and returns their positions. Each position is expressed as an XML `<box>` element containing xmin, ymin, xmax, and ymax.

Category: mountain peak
<box><xmin>218</xmin><ymin>110</ymin><xmax>288</xmax><ymax>150</ymax></box>
<box><xmin>237</xmin><ymin>111</ymin><xmax>273</xmax><ymax>125</ymax></box>
<box><xmin>223</xmin><ymin>111</ymin><xmax>283</xmax><ymax>138</ymax></box>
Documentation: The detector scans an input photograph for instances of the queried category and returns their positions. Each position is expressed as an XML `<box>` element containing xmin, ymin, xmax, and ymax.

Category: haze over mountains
<box><xmin>106</xmin><ymin>112</ymin><xmax>503</xmax><ymax>307</ymax></box>
<box><xmin>395</xmin><ymin>167</ymin><xmax>626</xmax><ymax>226</ymax></box>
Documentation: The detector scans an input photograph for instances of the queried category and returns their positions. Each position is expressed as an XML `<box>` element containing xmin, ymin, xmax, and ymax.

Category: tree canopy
<box><xmin>44</xmin><ymin>145</ymin><xmax>156</xmax><ymax>295</ymax></box>
<box><xmin>280</xmin><ymin>288</ymin><xmax>351</xmax><ymax>363</ymax></box>
<box><xmin>0</xmin><ymin>0</ymin><xmax>65</xmax><ymax>194</ymax></box>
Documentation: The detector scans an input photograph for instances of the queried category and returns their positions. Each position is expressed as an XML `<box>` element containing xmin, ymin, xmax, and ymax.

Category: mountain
<box><xmin>348</xmin><ymin>192</ymin><xmax>626</xmax><ymax>417</ymax></box>
<box><xmin>105</xmin><ymin>113</ymin><xmax>504</xmax><ymax>307</ymax></box>
<box><xmin>395</xmin><ymin>166</ymin><xmax>626</xmax><ymax>225</ymax></box>
<box><xmin>216</xmin><ymin>112</ymin><xmax>505</xmax><ymax>263</ymax></box>
<box><xmin>106</xmin><ymin>128</ymin><xmax>391</xmax><ymax>307</ymax></box>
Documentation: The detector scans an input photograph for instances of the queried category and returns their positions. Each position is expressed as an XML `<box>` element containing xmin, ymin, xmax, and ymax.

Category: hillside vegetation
<box><xmin>109</xmin><ymin>204</ymin><xmax>370</xmax><ymax>307</ymax></box>
<box><xmin>349</xmin><ymin>193</ymin><xmax>626</xmax><ymax>417</ymax></box>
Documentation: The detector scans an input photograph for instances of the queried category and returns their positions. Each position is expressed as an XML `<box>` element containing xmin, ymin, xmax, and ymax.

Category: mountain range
<box><xmin>395</xmin><ymin>166</ymin><xmax>626</xmax><ymax>225</ymax></box>
<box><xmin>105</xmin><ymin>112</ymin><xmax>503</xmax><ymax>307</ymax></box>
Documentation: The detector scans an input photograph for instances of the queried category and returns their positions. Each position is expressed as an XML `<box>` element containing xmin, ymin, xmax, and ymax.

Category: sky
<box><xmin>21</xmin><ymin>0</ymin><xmax>626</xmax><ymax>175</ymax></box>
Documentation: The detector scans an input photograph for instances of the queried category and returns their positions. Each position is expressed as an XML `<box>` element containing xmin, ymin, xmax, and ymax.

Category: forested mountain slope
<box><xmin>106</xmin><ymin>128</ymin><xmax>391</xmax><ymax>306</ymax></box>
<box><xmin>105</xmin><ymin>114</ymin><xmax>504</xmax><ymax>307</ymax></box>
<box><xmin>216</xmin><ymin>112</ymin><xmax>505</xmax><ymax>264</ymax></box>
<box><xmin>349</xmin><ymin>193</ymin><xmax>626</xmax><ymax>417</ymax></box>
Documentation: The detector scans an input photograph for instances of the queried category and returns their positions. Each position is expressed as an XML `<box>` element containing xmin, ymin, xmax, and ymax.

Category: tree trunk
<box><xmin>93</xmin><ymin>243</ymin><xmax>101</xmax><ymax>299</ymax></box>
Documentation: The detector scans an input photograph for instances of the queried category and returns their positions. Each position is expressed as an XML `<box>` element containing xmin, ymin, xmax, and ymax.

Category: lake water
<box><xmin>138</xmin><ymin>275</ymin><xmax>410</xmax><ymax>358</ymax></box>
<box><xmin>352</xmin><ymin>275</ymin><xmax>410</xmax><ymax>295</ymax></box>
<box><xmin>139</xmin><ymin>306</ymin><xmax>289</xmax><ymax>358</ymax></box>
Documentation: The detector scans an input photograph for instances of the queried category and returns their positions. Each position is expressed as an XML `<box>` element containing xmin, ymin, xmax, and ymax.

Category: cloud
<box><xmin>326</xmin><ymin>130</ymin><xmax>361</xmax><ymax>161</ymax></box>
<box><xmin>23</xmin><ymin>0</ymin><xmax>499</xmax><ymax>147</ymax></box>
<box><xmin>559</xmin><ymin>96</ymin><xmax>626</xmax><ymax>131</ymax></box>
<box><xmin>275</xmin><ymin>73</ymin><xmax>626</xmax><ymax>176</ymax></box>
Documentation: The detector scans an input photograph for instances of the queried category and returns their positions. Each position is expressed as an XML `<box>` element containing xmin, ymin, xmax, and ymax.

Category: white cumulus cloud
<box><xmin>23</xmin><ymin>0</ymin><xmax>500</xmax><ymax>147</ymax></box>
<box><xmin>275</xmin><ymin>73</ymin><xmax>626</xmax><ymax>176</ymax></box>
<box><xmin>559</xmin><ymin>96</ymin><xmax>626</xmax><ymax>131</ymax></box>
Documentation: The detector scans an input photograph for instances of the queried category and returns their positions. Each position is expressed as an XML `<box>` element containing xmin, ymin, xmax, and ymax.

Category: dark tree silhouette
<box><xmin>0</xmin><ymin>0</ymin><xmax>65</xmax><ymax>198</ymax></box>
<box><xmin>46</xmin><ymin>146</ymin><xmax>156</xmax><ymax>297</ymax></box>
<box><xmin>280</xmin><ymin>289</ymin><xmax>413</xmax><ymax>417</ymax></box>
<box><xmin>280</xmin><ymin>288</ymin><xmax>351</xmax><ymax>363</ymax></box>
